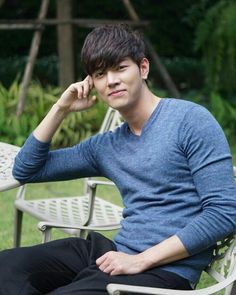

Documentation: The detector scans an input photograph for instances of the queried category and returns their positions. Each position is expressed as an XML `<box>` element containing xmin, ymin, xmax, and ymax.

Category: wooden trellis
<box><xmin>0</xmin><ymin>0</ymin><xmax>180</xmax><ymax>117</ymax></box>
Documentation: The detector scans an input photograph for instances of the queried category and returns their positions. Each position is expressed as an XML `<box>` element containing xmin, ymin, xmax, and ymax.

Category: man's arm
<box><xmin>13</xmin><ymin>76</ymin><xmax>98</xmax><ymax>183</ymax></box>
<box><xmin>96</xmin><ymin>106</ymin><xmax>236</xmax><ymax>276</ymax></box>
<box><xmin>33</xmin><ymin>76</ymin><xmax>96</xmax><ymax>142</ymax></box>
<box><xmin>96</xmin><ymin>235</ymin><xmax>188</xmax><ymax>275</ymax></box>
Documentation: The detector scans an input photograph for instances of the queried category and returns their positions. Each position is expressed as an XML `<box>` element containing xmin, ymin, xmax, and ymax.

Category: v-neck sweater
<box><xmin>13</xmin><ymin>98</ymin><xmax>236</xmax><ymax>284</ymax></box>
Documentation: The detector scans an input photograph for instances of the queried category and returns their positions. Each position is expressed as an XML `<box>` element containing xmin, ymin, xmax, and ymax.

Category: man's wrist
<box><xmin>137</xmin><ymin>251</ymin><xmax>156</xmax><ymax>271</ymax></box>
<box><xmin>52</xmin><ymin>102</ymin><xmax>70</xmax><ymax>117</ymax></box>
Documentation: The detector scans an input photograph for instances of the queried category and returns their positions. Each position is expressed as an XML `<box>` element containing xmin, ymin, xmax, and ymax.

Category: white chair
<box><xmin>0</xmin><ymin>142</ymin><xmax>21</xmax><ymax>192</ymax></box>
<box><xmin>106</xmin><ymin>167</ymin><xmax>236</xmax><ymax>295</ymax></box>
<box><xmin>14</xmin><ymin>107</ymin><xmax>124</xmax><ymax>246</ymax></box>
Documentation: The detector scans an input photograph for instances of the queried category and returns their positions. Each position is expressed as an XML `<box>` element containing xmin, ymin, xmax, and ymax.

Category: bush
<box><xmin>162</xmin><ymin>57</ymin><xmax>204</xmax><ymax>91</ymax></box>
<box><xmin>194</xmin><ymin>0</ymin><xmax>236</xmax><ymax>96</ymax></box>
<box><xmin>209</xmin><ymin>93</ymin><xmax>236</xmax><ymax>146</ymax></box>
<box><xmin>0</xmin><ymin>56</ymin><xmax>59</xmax><ymax>87</ymax></box>
<box><xmin>0</xmin><ymin>79</ymin><xmax>107</xmax><ymax>147</ymax></box>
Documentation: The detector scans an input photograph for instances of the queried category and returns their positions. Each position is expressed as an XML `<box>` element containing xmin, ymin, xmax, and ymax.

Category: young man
<box><xmin>0</xmin><ymin>24</ymin><xmax>236</xmax><ymax>295</ymax></box>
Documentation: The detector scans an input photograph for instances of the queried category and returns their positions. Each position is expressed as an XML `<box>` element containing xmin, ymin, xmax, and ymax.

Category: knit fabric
<box><xmin>13</xmin><ymin>98</ymin><xmax>236</xmax><ymax>284</ymax></box>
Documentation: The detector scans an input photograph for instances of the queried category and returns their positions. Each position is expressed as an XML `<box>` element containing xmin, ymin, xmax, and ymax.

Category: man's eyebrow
<box><xmin>120</xmin><ymin>57</ymin><xmax>129</xmax><ymax>62</ymax></box>
<box><xmin>92</xmin><ymin>57</ymin><xmax>130</xmax><ymax>74</ymax></box>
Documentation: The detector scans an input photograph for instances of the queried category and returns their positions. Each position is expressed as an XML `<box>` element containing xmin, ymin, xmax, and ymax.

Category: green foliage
<box><xmin>209</xmin><ymin>93</ymin><xmax>236</xmax><ymax>145</ymax></box>
<box><xmin>0</xmin><ymin>56</ymin><xmax>58</xmax><ymax>87</ymax></box>
<box><xmin>186</xmin><ymin>89</ymin><xmax>236</xmax><ymax>147</ymax></box>
<box><xmin>194</xmin><ymin>0</ymin><xmax>236</xmax><ymax>95</ymax></box>
<box><xmin>162</xmin><ymin>57</ymin><xmax>204</xmax><ymax>91</ymax></box>
<box><xmin>0</xmin><ymin>79</ymin><xmax>107</xmax><ymax>147</ymax></box>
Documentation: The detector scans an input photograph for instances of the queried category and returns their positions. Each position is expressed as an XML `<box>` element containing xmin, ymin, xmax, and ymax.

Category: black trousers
<box><xmin>0</xmin><ymin>232</ymin><xmax>192</xmax><ymax>295</ymax></box>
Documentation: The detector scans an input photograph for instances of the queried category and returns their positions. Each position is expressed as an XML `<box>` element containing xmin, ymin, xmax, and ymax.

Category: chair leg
<box><xmin>225</xmin><ymin>282</ymin><xmax>236</xmax><ymax>295</ymax></box>
<box><xmin>13</xmin><ymin>209</ymin><xmax>23</xmax><ymax>248</ymax></box>
<box><xmin>41</xmin><ymin>228</ymin><xmax>52</xmax><ymax>244</ymax></box>
<box><xmin>80</xmin><ymin>229</ymin><xmax>89</xmax><ymax>239</ymax></box>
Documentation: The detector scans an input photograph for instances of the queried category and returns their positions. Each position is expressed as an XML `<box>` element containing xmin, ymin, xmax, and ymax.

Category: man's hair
<box><xmin>81</xmin><ymin>24</ymin><xmax>146</xmax><ymax>75</ymax></box>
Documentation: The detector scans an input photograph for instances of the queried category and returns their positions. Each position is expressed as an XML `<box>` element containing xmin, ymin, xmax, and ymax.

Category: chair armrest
<box><xmin>85</xmin><ymin>179</ymin><xmax>117</xmax><ymax>226</ymax></box>
<box><xmin>38</xmin><ymin>221</ymin><xmax>121</xmax><ymax>232</ymax></box>
<box><xmin>15</xmin><ymin>185</ymin><xmax>26</xmax><ymax>200</ymax></box>
<box><xmin>87</xmin><ymin>179</ymin><xmax>116</xmax><ymax>188</ymax></box>
<box><xmin>107</xmin><ymin>268</ymin><xmax>236</xmax><ymax>295</ymax></box>
<box><xmin>38</xmin><ymin>221</ymin><xmax>121</xmax><ymax>243</ymax></box>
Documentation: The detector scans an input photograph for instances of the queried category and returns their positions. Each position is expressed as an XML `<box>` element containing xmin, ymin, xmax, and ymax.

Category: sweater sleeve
<box><xmin>176</xmin><ymin>106</ymin><xmax>236</xmax><ymax>255</ymax></box>
<box><xmin>13</xmin><ymin>133</ymin><xmax>101</xmax><ymax>183</ymax></box>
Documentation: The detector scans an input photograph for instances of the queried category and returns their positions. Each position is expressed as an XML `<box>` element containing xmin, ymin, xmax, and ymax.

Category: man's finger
<box><xmin>87</xmin><ymin>75</ymin><xmax>94</xmax><ymax>88</ymax></box>
<box><xmin>87</xmin><ymin>95</ymin><xmax>97</xmax><ymax>107</ymax></box>
<box><xmin>82</xmin><ymin>80</ymin><xmax>91</xmax><ymax>98</ymax></box>
<box><xmin>96</xmin><ymin>253</ymin><xmax>107</xmax><ymax>266</ymax></box>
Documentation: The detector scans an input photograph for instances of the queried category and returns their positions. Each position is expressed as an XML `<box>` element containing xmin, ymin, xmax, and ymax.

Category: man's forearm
<box><xmin>33</xmin><ymin>76</ymin><xmax>96</xmax><ymax>143</ymax></box>
<box><xmin>96</xmin><ymin>235</ymin><xmax>189</xmax><ymax>276</ymax></box>
<box><xmin>33</xmin><ymin>103</ymin><xmax>68</xmax><ymax>143</ymax></box>
<box><xmin>139</xmin><ymin>235</ymin><xmax>189</xmax><ymax>270</ymax></box>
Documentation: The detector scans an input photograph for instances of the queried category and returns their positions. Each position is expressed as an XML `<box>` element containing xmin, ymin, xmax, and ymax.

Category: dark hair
<box><xmin>81</xmin><ymin>24</ymin><xmax>146</xmax><ymax>75</ymax></box>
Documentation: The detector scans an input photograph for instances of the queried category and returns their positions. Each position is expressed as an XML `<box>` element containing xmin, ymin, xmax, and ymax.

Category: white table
<box><xmin>0</xmin><ymin>142</ymin><xmax>21</xmax><ymax>192</ymax></box>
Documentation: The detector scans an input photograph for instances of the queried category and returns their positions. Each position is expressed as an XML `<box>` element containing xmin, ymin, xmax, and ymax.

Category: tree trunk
<box><xmin>56</xmin><ymin>0</ymin><xmax>76</xmax><ymax>89</ymax></box>
<box><xmin>16</xmin><ymin>0</ymin><xmax>49</xmax><ymax>118</ymax></box>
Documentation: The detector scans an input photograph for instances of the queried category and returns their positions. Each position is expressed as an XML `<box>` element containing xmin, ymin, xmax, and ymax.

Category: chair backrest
<box><xmin>83</xmin><ymin>107</ymin><xmax>123</xmax><ymax>194</ymax></box>
<box><xmin>99</xmin><ymin>107</ymin><xmax>123</xmax><ymax>133</ymax></box>
<box><xmin>205</xmin><ymin>166</ymin><xmax>236</xmax><ymax>295</ymax></box>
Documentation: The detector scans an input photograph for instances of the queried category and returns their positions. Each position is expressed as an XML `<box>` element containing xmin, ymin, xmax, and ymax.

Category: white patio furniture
<box><xmin>0</xmin><ymin>142</ymin><xmax>21</xmax><ymax>192</ymax></box>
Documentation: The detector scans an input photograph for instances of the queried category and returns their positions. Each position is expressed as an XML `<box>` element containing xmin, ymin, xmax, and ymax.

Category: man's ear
<box><xmin>140</xmin><ymin>58</ymin><xmax>149</xmax><ymax>80</ymax></box>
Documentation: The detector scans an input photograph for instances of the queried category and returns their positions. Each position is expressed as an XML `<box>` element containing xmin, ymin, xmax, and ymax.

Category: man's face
<box><xmin>91</xmin><ymin>57</ymin><xmax>149</xmax><ymax>112</ymax></box>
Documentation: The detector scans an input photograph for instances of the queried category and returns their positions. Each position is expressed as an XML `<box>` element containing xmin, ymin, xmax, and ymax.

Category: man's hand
<box><xmin>96</xmin><ymin>235</ymin><xmax>189</xmax><ymax>277</ymax></box>
<box><xmin>96</xmin><ymin>251</ymin><xmax>147</xmax><ymax>276</ymax></box>
<box><xmin>33</xmin><ymin>76</ymin><xmax>97</xmax><ymax>142</ymax></box>
<box><xmin>56</xmin><ymin>76</ymin><xmax>97</xmax><ymax>113</ymax></box>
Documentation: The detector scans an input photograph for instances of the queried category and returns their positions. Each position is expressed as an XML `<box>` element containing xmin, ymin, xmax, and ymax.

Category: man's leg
<box><xmin>47</xmin><ymin>264</ymin><xmax>192</xmax><ymax>295</ymax></box>
<box><xmin>0</xmin><ymin>237</ymin><xmax>91</xmax><ymax>295</ymax></box>
<box><xmin>47</xmin><ymin>233</ymin><xmax>192</xmax><ymax>295</ymax></box>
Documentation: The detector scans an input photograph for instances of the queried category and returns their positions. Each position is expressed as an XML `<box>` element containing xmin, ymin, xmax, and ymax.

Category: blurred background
<box><xmin>0</xmin><ymin>6</ymin><xmax>236</xmax><ymax>289</ymax></box>
<box><xmin>0</xmin><ymin>0</ymin><xmax>235</xmax><ymax>153</ymax></box>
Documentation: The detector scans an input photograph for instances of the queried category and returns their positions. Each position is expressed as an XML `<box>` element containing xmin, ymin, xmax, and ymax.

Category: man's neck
<box><xmin>121</xmin><ymin>89</ymin><xmax>161</xmax><ymax>136</ymax></box>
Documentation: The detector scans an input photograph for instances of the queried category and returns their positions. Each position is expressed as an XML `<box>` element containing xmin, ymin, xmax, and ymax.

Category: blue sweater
<box><xmin>13</xmin><ymin>98</ymin><xmax>236</xmax><ymax>284</ymax></box>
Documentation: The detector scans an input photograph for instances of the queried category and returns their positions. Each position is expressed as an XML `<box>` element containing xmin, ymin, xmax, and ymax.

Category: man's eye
<box><xmin>118</xmin><ymin>65</ymin><xmax>127</xmax><ymax>70</ymax></box>
<box><xmin>95</xmin><ymin>72</ymin><xmax>104</xmax><ymax>78</ymax></box>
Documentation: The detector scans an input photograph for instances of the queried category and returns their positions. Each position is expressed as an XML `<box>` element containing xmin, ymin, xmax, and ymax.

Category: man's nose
<box><xmin>107</xmin><ymin>71</ymin><xmax>120</xmax><ymax>87</ymax></box>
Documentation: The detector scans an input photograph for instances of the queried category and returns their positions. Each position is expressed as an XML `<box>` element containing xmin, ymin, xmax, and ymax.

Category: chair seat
<box><xmin>15</xmin><ymin>196</ymin><xmax>123</xmax><ymax>235</ymax></box>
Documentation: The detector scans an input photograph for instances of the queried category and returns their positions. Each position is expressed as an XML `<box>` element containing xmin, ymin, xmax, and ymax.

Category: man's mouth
<box><xmin>108</xmin><ymin>89</ymin><xmax>126</xmax><ymax>97</ymax></box>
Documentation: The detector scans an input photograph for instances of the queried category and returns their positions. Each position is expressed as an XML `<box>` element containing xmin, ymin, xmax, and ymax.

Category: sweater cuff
<box><xmin>20</xmin><ymin>133</ymin><xmax>51</xmax><ymax>156</ymax></box>
<box><xmin>176</xmin><ymin>226</ymin><xmax>212</xmax><ymax>256</ymax></box>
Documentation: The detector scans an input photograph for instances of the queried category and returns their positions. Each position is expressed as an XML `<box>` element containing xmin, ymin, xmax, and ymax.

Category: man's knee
<box><xmin>0</xmin><ymin>247</ymin><xmax>34</xmax><ymax>275</ymax></box>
